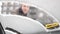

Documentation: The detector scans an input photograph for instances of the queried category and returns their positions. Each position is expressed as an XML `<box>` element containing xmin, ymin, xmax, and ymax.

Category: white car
<box><xmin>0</xmin><ymin>1</ymin><xmax>60</xmax><ymax>34</ymax></box>
<box><xmin>0</xmin><ymin>13</ymin><xmax>60</xmax><ymax>34</ymax></box>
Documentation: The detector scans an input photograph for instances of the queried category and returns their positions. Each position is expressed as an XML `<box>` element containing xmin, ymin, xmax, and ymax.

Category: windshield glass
<box><xmin>1</xmin><ymin>1</ymin><xmax>59</xmax><ymax>26</ymax></box>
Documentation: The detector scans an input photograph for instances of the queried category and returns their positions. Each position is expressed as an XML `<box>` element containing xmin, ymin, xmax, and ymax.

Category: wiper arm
<box><xmin>5</xmin><ymin>27</ymin><xmax>21</xmax><ymax>34</ymax></box>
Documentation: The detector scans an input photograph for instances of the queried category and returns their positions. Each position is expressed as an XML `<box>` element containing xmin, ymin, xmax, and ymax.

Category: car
<box><xmin>0</xmin><ymin>1</ymin><xmax>60</xmax><ymax>34</ymax></box>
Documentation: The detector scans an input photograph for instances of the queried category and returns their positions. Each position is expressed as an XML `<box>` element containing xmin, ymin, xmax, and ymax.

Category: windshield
<box><xmin>1</xmin><ymin>1</ymin><xmax>59</xmax><ymax>27</ymax></box>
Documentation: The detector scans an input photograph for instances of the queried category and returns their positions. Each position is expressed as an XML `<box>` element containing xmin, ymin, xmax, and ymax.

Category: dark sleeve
<box><xmin>18</xmin><ymin>8</ymin><xmax>27</xmax><ymax>16</ymax></box>
<box><xmin>18</xmin><ymin>8</ymin><xmax>23</xmax><ymax>15</ymax></box>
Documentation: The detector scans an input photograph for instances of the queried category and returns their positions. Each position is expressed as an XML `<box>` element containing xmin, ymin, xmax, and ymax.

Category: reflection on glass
<box><xmin>38</xmin><ymin>13</ymin><xmax>44</xmax><ymax>18</ymax></box>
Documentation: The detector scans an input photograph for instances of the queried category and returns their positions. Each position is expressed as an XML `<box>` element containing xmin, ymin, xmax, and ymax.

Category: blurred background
<box><xmin>0</xmin><ymin>0</ymin><xmax>60</xmax><ymax>34</ymax></box>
